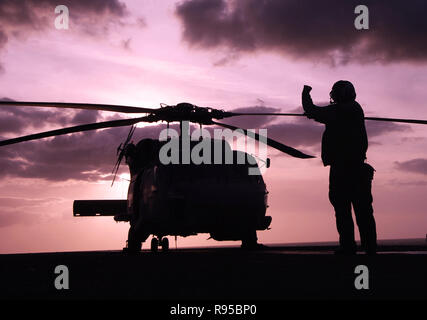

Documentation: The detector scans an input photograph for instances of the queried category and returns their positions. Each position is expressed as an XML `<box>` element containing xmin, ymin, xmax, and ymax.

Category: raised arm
<box><xmin>301</xmin><ymin>85</ymin><xmax>336</xmax><ymax>124</ymax></box>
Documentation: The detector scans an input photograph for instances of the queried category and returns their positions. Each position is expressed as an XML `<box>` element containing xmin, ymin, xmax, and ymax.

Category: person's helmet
<box><xmin>330</xmin><ymin>80</ymin><xmax>356</xmax><ymax>103</ymax></box>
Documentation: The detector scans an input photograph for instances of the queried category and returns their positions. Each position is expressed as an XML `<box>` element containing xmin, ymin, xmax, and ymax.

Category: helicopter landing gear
<box><xmin>151</xmin><ymin>237</ymin><xmax>159</xmax><ymax>252</ymax></box>
<box><xmin>240</xmin><ymin>230</ymin><xmax>267</xmax><ymax>250</ymax></box>
<box><xmin>124</xmin><ymin>226</ymin><xmax>142</xmax><ymax>253</ymax></box>
<box><xmin>150</xmin><ymin>236</ymin><xmax>169</xmax><ymax>252</ymax></box>
<box><xmin>161</xmin><ymin>237</ymin><xmax>169</xmax><ymax>252</ymax></box>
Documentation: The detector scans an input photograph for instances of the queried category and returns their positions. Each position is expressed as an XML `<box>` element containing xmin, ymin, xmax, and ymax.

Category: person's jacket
<box><xmin>302</xmin><ymin>92</ymin><xmax>368</xmax><ymax>166</ymax></box>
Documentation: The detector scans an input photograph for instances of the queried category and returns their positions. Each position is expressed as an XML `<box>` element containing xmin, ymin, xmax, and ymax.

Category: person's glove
<box><xmin>303</xmin><ymin>85</ymin><xmax>312</xmax><ymax>94</ymax></box>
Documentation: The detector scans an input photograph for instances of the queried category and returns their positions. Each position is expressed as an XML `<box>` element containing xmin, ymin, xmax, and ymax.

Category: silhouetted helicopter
<box><xmin>0</xmin><ymin>101</ymin><xmax>426</xmax><ymax>252</ymax></box>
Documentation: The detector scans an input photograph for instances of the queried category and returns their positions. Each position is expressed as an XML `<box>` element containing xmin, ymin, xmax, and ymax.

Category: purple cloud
<box><xmin>176</xmin><ymin>0</ymin><xmax>427</xmax><ymax>65</ymax></box>
<box><xmin>0</xmin><ymin>0</ymin><xmax>129</xmax><ymax>71</ymax></box>
<box><xmin>0</xmin><ymin>97</ymin><xmax>101</xmax><ymax>134</ymax></box>
<box><xmin>395</xmin><ymin>159</ymin><xmax>427</xmax><ymax>175</ymax></box>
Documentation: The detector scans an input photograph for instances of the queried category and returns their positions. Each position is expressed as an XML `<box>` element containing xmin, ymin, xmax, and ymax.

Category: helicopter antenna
<box><xmin>249</xmin><ymin>153</ymin><xmax>270</xmax><ymax>170</ymax></box>
<box><xmin>111</xmin><ymin>125</ymin><xmax>136</xmax><ymax>186</ymax></box>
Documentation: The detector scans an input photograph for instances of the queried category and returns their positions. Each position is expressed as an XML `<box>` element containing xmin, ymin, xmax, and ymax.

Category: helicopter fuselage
<box><xmin>126</xmin><ymin>138</ymin><xmax>271</xmax><ymax>244</ymax></box>
<box><xmin>73</xmin><ymin>137</ymin><xmax>272</xmax><ymax>250</ymax></box>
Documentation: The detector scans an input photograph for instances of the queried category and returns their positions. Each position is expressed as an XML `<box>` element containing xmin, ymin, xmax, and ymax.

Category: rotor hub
<box><xmin>144</xmin><ymin>102</ymin><xmax>232</xmax><ymax>124</ymax></box>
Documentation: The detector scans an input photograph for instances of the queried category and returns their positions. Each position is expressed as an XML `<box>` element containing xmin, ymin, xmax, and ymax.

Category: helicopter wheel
<box><xmin>151</xmin><ymin>237</ymin><xmax>159</xmax><ymax>252</ymax></box>
<box><xmin>161</xmin><ymin>237</ymin><xmax>169</xmax><ymax>252</ymax></box>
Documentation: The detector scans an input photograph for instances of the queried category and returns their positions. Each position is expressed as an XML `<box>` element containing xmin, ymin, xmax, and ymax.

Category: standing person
<box><xmin>302</xmin><ymin>81</ymin><xmax>377</xmax><ymax>255</ymax></box>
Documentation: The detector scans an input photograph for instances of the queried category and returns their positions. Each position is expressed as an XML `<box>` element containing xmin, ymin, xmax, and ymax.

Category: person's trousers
<box><xmin>329</xmin><ymin>163</ymin><xmax>377</xmax><ymax>252</ymax></box>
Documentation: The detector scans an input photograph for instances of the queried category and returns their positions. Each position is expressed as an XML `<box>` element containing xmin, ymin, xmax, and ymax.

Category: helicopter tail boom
<box><xmin>73</xmin><ymin>200</ymin><xmax>127</xmax><ymax>217</ymax></box>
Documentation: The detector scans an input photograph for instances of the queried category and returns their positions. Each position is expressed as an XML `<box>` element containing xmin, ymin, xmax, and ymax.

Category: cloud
<box><xmin>395</xmin><ymin>158</ymin><xmax>427</xmax><ymax>175</ymax></box>
<box><xmin>0</xmin><ymin>196</ymin><xmax>67</xmax><ymax>227</ymax></box>
<box><xmin>0</xmin><ymin>0</ymin><xmax>127</xmax><ymax>30</ymax></box>
<box><xmin>0</xmin><ymin>97</ymin><xmax>101</xmax><ymax>135</ymax></box>
<box><xmin>137</xmin><ymin>17</ymin><xmax>147</xmax><ymax>28</ymax></box>
<box><xmin>0</xmin><ymin>0</ymin><xmax>128</xmax><ymax>71</ymax></box>
<box><xmin>0</xmin><ymin>209</ymin><xmax>40</xmax><ymax>228</ymax></box>
<box><xmin>121</xmin><ymin>37</ymin><xmax>132</xmax><ymax>50</ymax></box>
<box><xmin>365</xmin><ymin>121</ymin><xmax>411</xmax><ymax>138</ymax></box>
<box><xmin>213</xmin><ymin>52</ymin><xmax>240</xmax><ymax>67</ymax></box>
<box><xmin>223</xmin><ymin>105</ymin><xmax>280</xmax><ymax>128</ymax></box>
<box><xmin>388</xmin><ymin>179</ymin><xmax>427</xmax><ymax>187</ymax></box>
<box><xmin>265</xmin><ymin>120</ymin><xmax>323</xmax><ymax>149</ymax></box>
<box><xmin>175</xmin><ymin>0</ymin><xmax>427</xmax><ymax>65</ymax></box>
<box><xmin>401</xmin><ymin>137</ymin><xmax>426</xmax><ymax>143</ymax></box>
<box><xmin>0</xmin><ymin>197</ymin><xmax>62</xmax><ymax>208</ymax></box>
<box><xmin>0</xmin><ymin>118</ymin><xmax>181</xmax><ymax>182</ymax></box>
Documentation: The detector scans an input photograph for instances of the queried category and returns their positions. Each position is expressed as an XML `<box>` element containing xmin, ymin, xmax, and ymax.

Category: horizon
<box><xmin>3</xmin><ymin>236</ymin><xmax>426</xmax><ymax>255</ymax></box>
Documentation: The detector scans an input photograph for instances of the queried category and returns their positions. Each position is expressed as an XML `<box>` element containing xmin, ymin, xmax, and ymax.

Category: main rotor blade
<box><xmin>0</xmin><ymin>116</ymin><xmax>150</xmax><ymax>147</ymax></box>
<box><xmin>228</xmin><ymin>112</ymin><xmax>427</xmax><ymax>125</ymax></box>
<box><xmin>364</xmin><ymin>116</ymin><xmax>427</xmax><ymax>125</ymax></box>
<box><xmin>228</xmin><ymin>112</ymin><xmax>305</xmax><ymax>117</ymax></box>
<box><xmin>212</xmin><ymin>121</ymin><xmax>315</xmax><ymax>159</ymax></box>
<box><xmin>0</xmin><ymin>101</ymin><xmax>157</xmax><ymax>114</ymax></box>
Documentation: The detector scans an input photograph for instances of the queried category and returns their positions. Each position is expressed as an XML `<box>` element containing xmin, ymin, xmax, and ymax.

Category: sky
<box><xmin>0</xmin><ymin>0</ymin><xmax>426</xmax><ymax>253</ymax></box>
